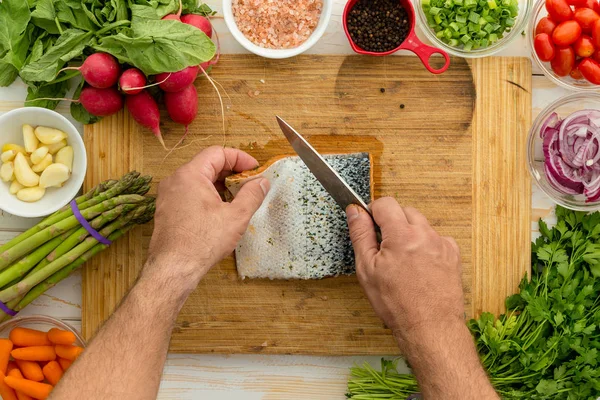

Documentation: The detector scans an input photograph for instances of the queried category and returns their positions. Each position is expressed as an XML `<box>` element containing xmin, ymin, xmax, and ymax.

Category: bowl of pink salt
<box><xmin>224</xmin><ymin>0</ymin><xmax>333</xmax><ymax>59</ymax></box>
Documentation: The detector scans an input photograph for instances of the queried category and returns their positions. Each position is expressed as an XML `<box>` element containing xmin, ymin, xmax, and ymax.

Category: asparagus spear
<box><xmin>0</xmin><ymin>229</ymin><xmax>78</xmax><ymax>290</ymax></box>
<box><xmin>0</xmin><ymin>201</ymin><xmax>155</xmax><ymax>302</ymax></box>
<box><xmin>0</xmin><ymin>194</ymin><xmax>145</xmax><ymax>272</ymax></box>
<box><xmin>0</xmin><ymin>172</ymin><xmax>139</xmax><ymax>255</ymax></box>
<box><xmin>0</xmin><ymin>204</ymin><xmax>138</xmax><ymax>288</ymax></box>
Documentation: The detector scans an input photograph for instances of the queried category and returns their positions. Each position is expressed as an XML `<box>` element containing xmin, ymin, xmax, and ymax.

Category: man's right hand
<box><xmin>346</xmin><ymin>198</ymin><xmax>464</xmax><ymax>340</ymax></box>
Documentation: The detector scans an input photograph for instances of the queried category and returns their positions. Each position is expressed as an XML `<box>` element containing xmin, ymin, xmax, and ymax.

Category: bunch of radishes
<box><xmin>74</xmin><ymin>13</ymin><xmax>215</xmax><ymax>149</ymax></box>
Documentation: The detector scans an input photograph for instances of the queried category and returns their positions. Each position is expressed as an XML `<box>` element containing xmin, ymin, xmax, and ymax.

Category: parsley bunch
<box><xmin>347</xmin><ymin>206</ymin><xmax>600</xmax><ymax>399</ymax></box>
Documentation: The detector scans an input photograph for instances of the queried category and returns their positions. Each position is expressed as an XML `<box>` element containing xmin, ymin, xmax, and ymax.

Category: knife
<box><xmin>276</xmin><ymin>116</ymin><xmax>379</xmax><ymax>231</ymax></box>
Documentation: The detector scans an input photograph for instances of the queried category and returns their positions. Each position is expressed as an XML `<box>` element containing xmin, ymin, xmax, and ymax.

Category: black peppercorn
<box><xmin>346</xmin><ymin>0</ymin><xmax>410</xmax><ymax>53</ymax></box>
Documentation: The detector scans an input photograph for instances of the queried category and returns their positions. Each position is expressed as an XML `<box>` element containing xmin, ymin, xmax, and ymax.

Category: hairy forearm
<box><xmin>50</xmin><ymin>258</ymin><xmax>191</xmax><ymax>400</ymax></box>
<box><xmin>395</xmin><ymin>318</ymin><xmax>499</xmax><ymax>400</ymax></box>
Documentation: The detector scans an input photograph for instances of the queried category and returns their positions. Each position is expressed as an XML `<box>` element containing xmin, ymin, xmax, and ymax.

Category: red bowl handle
<box><xmin>401</xmin><ymin>33</ymin><xmax>450</xmax><ymax>74</ymax></box>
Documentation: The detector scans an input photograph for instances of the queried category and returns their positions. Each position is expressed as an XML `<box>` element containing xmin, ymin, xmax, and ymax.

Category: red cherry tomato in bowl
<box><xmin>553</xmin><ymin>20</ymin><xmax>583</xmax><ymax>45</ymax></box>
<box><xmin>580</xmin><ymin>57</ymin><xmax>600</xmax><ymax>83</ymax></box>
<box><xmin>574</xmin><ymin>7</ymin><xmax>600</xmax><ymax>32</ymax></box>
<box><xmin>536</xmin><ymin>17</ymin><xmax>558</xmax><ymax>36</ymax></box>
<box><xmin>570</xmin><ymin>61</ymin><xmax>585</xmax><ymax>79</ymax></box>
<box><xmin>592</xmin><ymin>18</ymin><xmax>600</xmax><ymax>47</ymax></box>
<box><xmin>574</xmin><ymin>34</ymin><xmax>596</xmax><ymax>56</ymax></box>
<box><xmin>547</xmin><ymin>0</ymin><xmax>575</xmax><ymax>21</ymax></box>
<box><xmin>551</xmin><ymin>46</ymin><xmax>576</xmax><ymax>76</ymax></box>
<box><xmin>576</xmin><ymin>0</ymin><xmax>600</xmax><ymax>14</ymax></box>
<box><xmin>535</xmin><ymin>33</ymin><xmax>557</xmax><ymax>61</ymax></box>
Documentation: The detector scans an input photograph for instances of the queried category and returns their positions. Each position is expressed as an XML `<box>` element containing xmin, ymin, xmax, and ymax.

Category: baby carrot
<box><xmin>4</xmin><ymin>376</ymin><xmax>52</xmax><ymax>400</ymax></box>
<box><xmin>6</xmin><ymin>361</ymin><xmax>18</xmax><ymax>374</ymax></box>
<box><xmin>0</xmin><ymin>370</ymin><xmax>17</xmax><ymax>400</ymax></box>
<box><xmin>41</xmin><ymin>361</ymin><xmax>62</xmax><ymax>386</ymax></box>
<box><xmin>8</xmin><ymin>369</ymin><xmax>33</xmax><ymax>400</ymax></box>
<box><xmin>46</xmin><ymin>329</ymin><xmax>76</xmax><ymax>346</ymax></box>
<box><xmin>9</xmin><ymin>328</ymin><xmax>51</xmax><ymax>347</ymax></box>
<box><xmin>54</xmin><ymin>345</ymin><xmax>83</xmax><ymax>361</ymax></box>
<box><xmin>57</xmin><ymin>358</ymin><xmax>72</xmax><ymax>371</ymax></box>
<box><xmin>14</xmin><ymin>361</ymin><xmax>43</xmax><ymax>382</ymax></box>
<box><xmin>11</xmin><ymin>346</ymin><xmax>56</xmax><ymax>362</ymax></box>
<box><xmin>0</xmin><ymin>339</ymin><xmax>13</xmax><ymax>374</ymax></box>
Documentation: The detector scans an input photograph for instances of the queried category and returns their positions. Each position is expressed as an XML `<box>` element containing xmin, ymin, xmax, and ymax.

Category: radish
<box><xmin>164</xmin><ymin>84</ymin><xmax>198</xmax><ymax>127</ymax></box>
<box><xmin>162</xmin><ymin>14</ymin><xmax>180</xmax><ymax>20</ymax></box>
<box><xmin>119</xmin><ymin>68</ymin><xmax>147</xmax><ymax>95</ymax></box>
<box><xmin>126</xmin><ymin>90</ymin><xmax>165</xmax><ymax>149</ymax></box>
<box><xmin>156</xmin><ymin>66</ymin><xmax>199</xmax><ymax>92</ymax></box>
<box><xmin>79</xmin><ymin>86</ymin><xmax>124</xmax><ymax>117</ymax></box>
<box><xmin>181</xmin><ymin>14</ymin><xmax>212</xmax><ymax>38</ymax></box>
<box><xmin>61</xmin><ymin>53</ymin><xmax>121</xmax><ymax>89</ymax></box>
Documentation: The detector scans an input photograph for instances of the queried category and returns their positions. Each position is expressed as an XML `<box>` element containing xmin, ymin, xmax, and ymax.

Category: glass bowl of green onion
<box><xmin>416</xmin><ymin>0</ymin><xmax>532</xmax><ymax>58</ymax></box>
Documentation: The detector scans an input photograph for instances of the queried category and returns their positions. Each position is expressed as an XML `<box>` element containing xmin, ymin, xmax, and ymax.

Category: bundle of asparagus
<box><xmin>0</xmin><ymin>171</ymin><xmax>156</xmax><ymax>321</ymax></box>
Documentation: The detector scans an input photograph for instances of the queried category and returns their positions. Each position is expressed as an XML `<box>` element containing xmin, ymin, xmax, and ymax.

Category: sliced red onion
<box><xmin>541</xmin><ymin>110</ymin><xmax>600</xmax><ymax>201</ymax></box>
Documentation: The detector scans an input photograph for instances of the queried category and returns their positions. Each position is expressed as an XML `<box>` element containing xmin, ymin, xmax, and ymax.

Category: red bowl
<box><xmin>342</xmin><ymin>0</ymin><xmax>450</xmax><ymax>74</ymax></box>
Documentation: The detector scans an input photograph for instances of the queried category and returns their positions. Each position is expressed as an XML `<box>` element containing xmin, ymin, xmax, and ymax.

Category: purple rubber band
<box><xmin>0</xmin><ymin>301</ymin><xmax>17</xmax><ymax>317</ymax></box>
<box><xmin>70</xmin><ymin>200</ymin><xmax>112</xmax><ymax>245</ymax></box>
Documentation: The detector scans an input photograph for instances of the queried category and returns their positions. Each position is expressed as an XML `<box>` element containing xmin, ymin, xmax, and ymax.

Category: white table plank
<box><xmin>0</xmin><ymin>0</ymin><xmax>572</xmax><ymax>397</ymax></box>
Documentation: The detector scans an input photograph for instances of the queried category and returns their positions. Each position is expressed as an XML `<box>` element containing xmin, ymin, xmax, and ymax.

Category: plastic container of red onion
<box><xmin>529</xmin><ymin>93</ymin><xmax>600</xmax><ymax>211</ymax></box>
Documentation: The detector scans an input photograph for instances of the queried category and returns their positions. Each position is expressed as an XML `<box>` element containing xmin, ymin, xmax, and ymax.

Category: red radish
<box><xmin>126</xmin><ymin>90</ymin><xmax>165</xmax><ymax>148</ymax></box>
<box><xmin>181</xmin><ymin>14</ymin><xmax>212</xmax><ymax>37</ymax></box>
<box><xmin>156</xmin><ymin>66</ymin><xmax>199</xmax><ymax>92</ymax></box>
<box><xmin>62</xmin><ymin>53</ymin><xmax>121</xmax><ymax>89</ymax></box>
<box><xmin>162</xmin><ymin>14</ymin><xmax>180</xmax><ymax>20</ymax></box>
<box><xmin>79</xmin><ymin>86</ymin><xmax>124</xmax><ymax>117</ymax></box>
<box><xmin>119</xmin><ymin>68</ymin><xmax>147</xmax><ymax>95</ymax></box>
<box><xmin>164</xmin><ymin>84</ymin><xmax>198</xmax><ymax>127</ymax></box>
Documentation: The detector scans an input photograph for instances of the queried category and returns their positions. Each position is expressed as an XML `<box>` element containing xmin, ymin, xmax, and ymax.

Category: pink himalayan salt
<box><xmin>232</xmin><ymin>0</ymin><xmax>323</xmax><ymax>49</ymax></box>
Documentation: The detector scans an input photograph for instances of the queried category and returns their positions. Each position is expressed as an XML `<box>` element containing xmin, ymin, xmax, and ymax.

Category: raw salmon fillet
<box><xmin>225</xmin><ymin>153</ymin><xmax>373</xmax><ymax>279</ymax></box>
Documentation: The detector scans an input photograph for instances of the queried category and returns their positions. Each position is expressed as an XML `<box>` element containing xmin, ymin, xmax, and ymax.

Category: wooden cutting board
<box><xmin>82</xmin><ymin>55</ymin><xmax>531</xmax><ymax>355</ymax></box>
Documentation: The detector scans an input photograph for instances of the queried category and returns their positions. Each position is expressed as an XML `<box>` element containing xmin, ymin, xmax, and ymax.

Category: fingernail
<box><xmin>346</xmin><ymin>205</ymin><xmax>360</xmax><ymax>221</ymax></box>
<box><xmin>259</xmin><ymin>178</ymin><xmax>270</xmax><ymax>195</ymax></box>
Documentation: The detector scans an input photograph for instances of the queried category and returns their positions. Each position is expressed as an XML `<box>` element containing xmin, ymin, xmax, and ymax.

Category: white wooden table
<box><xmin>0</xmin><ymin>1</ymin><xmax>563</xmax><ymax>398</ymax></box>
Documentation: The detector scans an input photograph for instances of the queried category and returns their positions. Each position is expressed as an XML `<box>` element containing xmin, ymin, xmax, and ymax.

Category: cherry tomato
<box><xmin>546</xmin><ymin>0</ymin><xmax>575</xmax><ymax>22</ymax></box>
<box><xmin>535</xmin><ymin>33</ymin><xmax>558</xmax><ymax>61</ymax></box>
<box><xmin>592</xmin><ymin>18</ymin><xmax>600</xmax><ymax>47</ymax></box>
<box><xmin>579</xmin><ymin>57</ymin><xmax>600</xmax><ymax>83</ymax></box>
<box><xmin>536</xmin><ymin>17</ymin><xmax>558</xmax><ymax>36</ymax></box>
<box><xmin>553</xmin><ymin>20</ymin><xmax>583</xmax><ymax>45</ymax></box>
<box><xmin>593</xmin><ymin>49</ymin><xmax>600</xmax><ymax>61</ymax></box>
<box><xmin>570</xmin><ymin>61</ymin><xmax>585</xmax><ymax>79</ymax></box>
<box><xmin>577</xmin><ymin>0</ymin><xmax>600</xmax><ymax>14</ymax></box>
<box><xmin>570</xmin><ymin>0</ymin><xmax>590</xmax><ymax>5</ymax></box>
<box><xmin>574</xmin><ymin>7</ymin><xmax>600</xmax><ymax>32</ymax></box>
<box><xmin>551</xmin><ymin>46</ymin><xmax>576</xmax><ymax>76</ymax></box>
<box><xmin>574</xmin><ymin>34</ymin><xmax>596</xmax><ymax>56</ymax></box>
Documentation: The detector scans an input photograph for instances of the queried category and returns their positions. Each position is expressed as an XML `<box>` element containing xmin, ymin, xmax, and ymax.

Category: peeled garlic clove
<box><xmin>9</xmin><ymin>180</ymin><xmax>23</xmax><ymax>195</ymax></box>
<box><xmin>0</xmin><ymin>151</ymin><xmax>15</xmax><ymax>163</ymax></box>
<box><xmin>0</xmin><ymin>162</ymin><xmax>14</xmax><ymax>182</ymax></box>
<box><xmin>46</xmin><ymin>140</ymin><xmax>67</xmax><ymax>155</ymax></box>
<box><xmin>23</xmin><ymin>124</ymin><xmax>39</xmax><ymax>152</ymax></box>
<box><xmin>14</xmin><ymin>153</ymin><xmax>40</xmax><ymax>187</ymax></box>
<box><xmin>17</xmin><ymin>186</ymin><xmax>45</xmax><ymax>202</ymax></box>
<box><xmin>31</xmin><ymin>154</ymin><xmax>53</xmax><ymax>173</ymax></box>
<box><xmin>39</xmin><ymin>163</ymin><xmax>69</xmax><ymax>189</ymax></box>
<box><xmin>30</xmin><ymin>146</ymin><xmax>49</xmax><ymax>165</ymax></box>
<box><xmin>55</xmin><ymin>146</ymin><xmax>73</xmax><ymax>172</ymax></box>
<box><xmin>34</xmin><ymin>126</ymin><xmax>67</xmax><ymax>145</ymax></box>
<box><xmin>2</xmin><ymin>144</ymin><xmax>26</xmax><ymax>155</ymax></box>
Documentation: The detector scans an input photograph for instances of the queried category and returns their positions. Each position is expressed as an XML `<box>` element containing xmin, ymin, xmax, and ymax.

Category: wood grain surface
<box><xmin>83</xmin><ymin>55</ymin><xmax>531</xmax><ymax>355</ymax></box>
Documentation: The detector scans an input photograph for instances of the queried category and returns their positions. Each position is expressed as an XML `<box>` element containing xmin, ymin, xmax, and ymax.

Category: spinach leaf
<box><xmin>0</xmin><ymin>0</ymin><xmax>32</xmax><ymax>85</ymax></box>
<box><xmin>31</xmin><ymin>0</ymin><xmax>61</xmax><ymax>35</ymax></box>
<box><xmin>56</xmin><ymin>2</ymin><xmax>97</xmax><ymax>32</ymax></box>
<box><xmin>95</xmin><ymin>20</ymin><xmax>215</xmax><ymax>75</ymax></box>
<box><xmin>20</xmin><ymin>29</ymin><xmax>93</xmax><ymax>82</ymax></box>
<box><xmin>25</xmin><ymin>79</ymin><xmax>70</xmax><ymax>110</ymax></box>
<box><xmin>182</xmin><ymin>0</ymin><xmax>216</xmax><ymax>15</ymax></box>
<box><xmin>70</xmin><ymin>79</ymin><xmax>100</xmax><ymax>125</ymax></box>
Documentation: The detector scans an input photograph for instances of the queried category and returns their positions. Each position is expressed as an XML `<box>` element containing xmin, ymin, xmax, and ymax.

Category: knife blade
<box><xmin>276</xmin><ymin>116</ymin><xmax>372</xmax><ymax>216</ymax></box>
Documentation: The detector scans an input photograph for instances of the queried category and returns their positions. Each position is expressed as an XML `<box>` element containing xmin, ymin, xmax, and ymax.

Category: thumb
<box><xmin>230</xmin><ymin>178</ymin><xmax>270</xmax><ymax>224</ymax></box>
<box><xmin>346</xmin><ymin>205</ymin><xmax>378</xmax><ymax>264</ymax></box>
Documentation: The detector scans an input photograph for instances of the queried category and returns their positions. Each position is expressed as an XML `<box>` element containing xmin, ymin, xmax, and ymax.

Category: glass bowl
<box><xmin>415</xmin><ymin>0</ymin><xmax>532</xmax><ymax>58</ymax></box>
<box><xmin>529</xmin><ymin>0</ymin><xmax>600</xmax><ymax>91</ymax></box>
<box><xmin>0</xmin><ymin>315</ymin><xmax>86</xmax><ymax>347</ymax></box>
<box><xmin>528</xmin><ymin>93</ymin><xmax>600</xmax><ymax>211</ymax></box>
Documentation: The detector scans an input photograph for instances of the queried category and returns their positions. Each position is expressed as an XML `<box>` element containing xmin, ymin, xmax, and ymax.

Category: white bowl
<box><xmin>223</xmin><ymin>0</ymin><xmax>332</xmax><ymax>59</ymax></box>
<box><xmin>0</xmin><ymin>108</ymin><xmax>87</xmax><ymax>218</ymax></box>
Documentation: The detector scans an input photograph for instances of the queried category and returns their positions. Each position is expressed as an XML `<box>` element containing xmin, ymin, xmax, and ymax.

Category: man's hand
<box><xmin>346</xmin><ymin>198</ymin><xmax>499</xmax><ymax>399</ymax></box>
<box><xmin>346</xmin><ymin>197</ymin><xmax>463</xmax><ymax>337</ymax></box>
<box><xmin>146</xmin><ymin>146</ymin><xmax>270</xmax><ymax>292</ymax></box>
